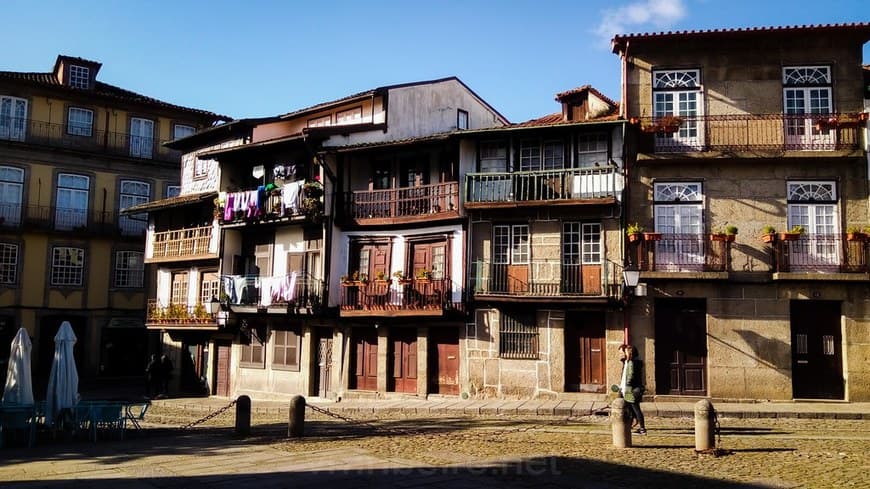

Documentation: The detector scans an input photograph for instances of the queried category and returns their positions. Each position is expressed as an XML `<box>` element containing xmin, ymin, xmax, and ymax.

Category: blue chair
<box><xmin>124</xmin><ymin>401</ymin><xmax>150</xmax><ymax>430</ymax></box>
<box><xmin>88</xmin><ymin>403</ymin><xmax>126</xmax><ymax>441</ymax></box>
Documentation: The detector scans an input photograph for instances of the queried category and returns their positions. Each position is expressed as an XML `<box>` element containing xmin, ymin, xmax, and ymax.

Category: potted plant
<box><xmin>779</xmin><ymin>225</ymin><xmax>805</xmax><ymax>241</ymax></box>
<box><xmin>846</xmin><ymin>226</ymin><xmax>867</xmax><ymax>242</ymax></box>
<box><xmin>626</xmin><ymin>223</ymin><xmax>643</xmax><ymax>243</ymax></box>
<box><xmin>642</xmin><ymin>115</ymin><xmax>684</xmax><ymax>133</ymax></box>
<box><xmin>760</xmin><ymin>225</ymin><xmax>777</xmax><ymax>243</ymax></box>
<box><xmin>724</xmin><ymin>224</ymin><xmax>738</xmax><ymax>242</ymax></box>
<box><xmin>642</xmin><ymin>230</ymin><xmax>662</xmax><ymax>241</ymax></box>
<box><xmin>814</xmin><ymin>116</ymin><xmax>839</xmax><ymax>131</ymax></box>
<box><xmin>710</xmin><ymin>228</ymin><xmax>728</xmax><ymax>241</ymax></box>
<box><xmin>415</xmin><ymin>268</ymin><xmax>432</xmax><ymax>281</ymax></box>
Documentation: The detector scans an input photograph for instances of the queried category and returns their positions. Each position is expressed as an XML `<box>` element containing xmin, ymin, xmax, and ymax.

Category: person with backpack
<box><xmin>619</xmin><ymin>344</ymin><xmax>647</xmax><ymax>435</ymax></box>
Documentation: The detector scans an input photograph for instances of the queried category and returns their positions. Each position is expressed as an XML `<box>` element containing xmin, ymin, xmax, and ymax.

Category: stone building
<box><xmin>612</xmin><ymin>23</ymin><xmax>870</xmax><ymax>401</ymax></box>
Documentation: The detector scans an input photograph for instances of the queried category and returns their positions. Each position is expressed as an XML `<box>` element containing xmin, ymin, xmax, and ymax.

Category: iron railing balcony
<box><xmin>469</xmin><ymin>261</ymin><xmax>612</xmax><ymax>297</ymax></box>
<box><xmin>0</xmin><ymin>203</ymin><xmax>144</xmax><ymax>237</ymax></box>
<box><xmin>147</xmin><ymin>225</ymin><xmax>216</xmax><ymax>263</ymax></box>
<box><xmin>465</xmin><ymin>166</ymin><xmax>622</xmax><ymax>207</ymax></box>
<box><xmin>220</xmin><ymin>274</ymin><xmax>325</xmax><ymax>312</ymax></box>
<box><xmin>772</xmin><ymin>234</ymin><xmax>868</xmax><ymax>273</ymax></box>
<box><xmin>636</xmin><ymin>234</ymin><xmax>729</xmax><ymax>272</ymax></box>
<box><xmin>344</xmin><ymin>181</ymin><xmax>460</xmax><ymax>224</ymax></box>
<box><xmin>635</xmin><ymin>113</ymin><xmax>865</xmax><ymax>153</ymax></box>
<box><xmin>339</xmin><ymin>277</ymin><xmax>456</xmax><ymax>314</ymax></box>
<box><xmin>0</xmin><ymin>117</ymin><xmax>181</xmax><ymax>162</ymax></box>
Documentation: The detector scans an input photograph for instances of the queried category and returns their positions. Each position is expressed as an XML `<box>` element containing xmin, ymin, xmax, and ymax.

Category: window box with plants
<box><xmin>642</xmin><ymin>231</ymin><xmax>662</xmax><ymax>241</ymax></box>
<box><xmin>711</xmin><ymin>225</ymin><xmax>738</xmax><ymax>242</ymax></box>
<box><xmin>393</xmin><ymin>270</ymin><xmax>411</xmax><ymax>284</ymax></box>
<box><xmin>642</xmin><ymin>115</ymin><xmax>684</xmax><ymax>134</ymax></box>
<box><xmin>845</xmin><ymin>226</ymin><xmax>867</xmax><ymax>242</ymax></box>
<box><xmin>626</xmin><ymin>223</ymin><xmax>643</xmax><ymax>243</ymax></box>
<box><xmin>779</xmin><ymin>225</ymin><xmax>805</xmax><ymax>242</ymax></box>
<box><xmin>415</xmin><ymin>268</ymin><xmax>433</xmax><ymax>282</ymax></box>
<box><xmin>759</xmin><ymin>225</ymin><xmax>776</xmax><ymax>243</ymax></box>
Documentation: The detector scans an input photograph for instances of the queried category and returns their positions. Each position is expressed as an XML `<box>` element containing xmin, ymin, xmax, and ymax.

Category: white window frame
<box><xmin>119</xmin><ymin>180</ymin><xmax>150</xmax><ymax>235</ymax></box>
<box><xmin>335</xmin><ymin>107</ymin><xmax>362</xmax><ymax>125</ymax></box>
<box><xmin>575</xmin><ymin>133</ymin><xmax>608</xmax><ymax>168</ymax></box>
<box><xmin>113</xmin><ymin>251</ymin><xmax>144</xmax><ymax>288</ymax></box>
<box><xmin>173</xmin><ymin>124</ymin><xmax>195</xmax><ymax>140</ymax></box>
<box><xmin>51</xmin><ymin>246</ymin><xmax>84</xmax><ymax>286</ymax></box>
<box><xmin>0</xmin><ymin>243</ymin><xmax>19</xmax><ymax>284</ymax></box>
<box><xmin>654</xmin><ymin>182</ymin><xmax>704</xmax><ymax>271</ymax></box>
<box><xmin>55</xmin><ymin>173</ymin><xmax>89</xmax><ymax>230</ymax></box>
<box><xmin>166</xmin><ymin>185</ymin><xmax>181</xmax><ymax>198</ymax></box>
<box><xmin>652</xmin><ymin>69</ymin><xmax>703</xmax><ymax>151</ymax></box>
<box><xmin>69</xmin><ymin>65</ymin><xmax>90</xmax><ymax>89</ymax></box>
<box><xmin>0</xmin><ymin>166</ymin><xmax>23</xmax><ymax>226</ymax></box>
<box><xmin>307</xmin><ymin>115</ymin><xmax>331</xmax><ymax>128</ymax></box>
<box><xmin>786</xmin><ymin>181</ymin><xmax>840</xmax><ymax>271</ymax></box>
<box><xmin>129</xmin><ymin>117</ymin><xmax>154</xmax><ymax>158</ymax></box>
<box><xmin>519</xmin><ymin>140</ymin><xmax>541</xmax><ymax>171</ymax></box>
<box><xmin>0</xmin><ymin>96</ymin><xmax>27</xmax><ymax>141</ymax></box>
<box><xmin>493</xmin><ymin>224</ymin><xmax>529</xmax><ymax>265</ymax></box>
<box><xmin>457</xmin><ymin>109</ymin><xmax>469</xmax><ymax>130</ymax></box>
<box><xmin>782</xmin><ymin>66</ymin><xmax>834</xmax><ymax>150</ymax></box>
<box><xmin>67</xmin><ymin>107</ymin><xmax>93</xmax><ymax>137</ymax></box>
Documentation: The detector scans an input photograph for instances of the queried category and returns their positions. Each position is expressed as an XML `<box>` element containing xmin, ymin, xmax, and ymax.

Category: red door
<box><xmin>215</xmin><ymin>341</ymin><xmax>231</xmax><ymax>397</ymax></box>
<box><xmin>390</xmin><ymin>328</ymin><xmax>417</xmax><ymax>393</ymax></box>
<box><xmin>564</xmin><ymin>312</ymin><xmax>605</xmax><ymax>392</ymax></box>
<box><xmin>655</xmin><ymin>299</ymin><xmax>707</xmax><ymax>396</ymax></box>
<box><xmin>429</xmin><ymin>327</ymin><xmax>459</xmax><ymax>395</ymax></box>
<box><xmin>352</xmin><ymin>327</ymin><xmax>378</xmax><ymax>391</ymax></box>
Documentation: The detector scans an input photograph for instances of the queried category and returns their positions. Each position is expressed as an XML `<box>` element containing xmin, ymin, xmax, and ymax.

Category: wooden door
<box><xmin>507</xmin><ymin>265</ymin><xmax>529</xmax><ymax>294</ymax></box>
<box><xmin>428</xmin><ymin>327</ymin><xmax>459</xmax><ymax>395</ymax></box>
<box><xmin>389</xmin><ymin>328</ymin><xmax>417</xmax><ymax>393</ymax></box>
<box><xmin>215</xmin><ymin>341</ymin><xmax>231</xmax><ymax>397</ymax></box>
<box><xmin>655</xmin><ymin>299</ymin><xmax>707</xmax><ymax>396</ymax></box>
<box><xmin>581</xmin><ymin>265</ymin><xmax>601</xmax><ymax>295</ymax></box>
<box><xmin>791</xmin><ymin>301</ymin><xmax>843</xmax><ymax>399</ymax></box>
<box><xmin>564</xmin><ymin>312</ymin><xmax>605</xmax><ymax>392</ymax></box>
<box><xmin>352</xmin><ymin>327</ymin><xmax>378</xmax><ymax>391</ymax></box>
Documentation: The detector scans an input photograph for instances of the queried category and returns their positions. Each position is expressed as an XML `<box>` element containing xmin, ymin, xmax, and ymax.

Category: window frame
<box><xmin>575</xmin><ymin>133</ymin><xmax>609</xmax><ymax>168</ymax></box>
<box><xmin>67</xmin><ymin>107</ymin><xmax>94</xmax><ymax>137</ymax></box>
<box><xmin>0</xmin><ymin>95</ymin><xmax>28</xmax><ymax>141</ymax></box>
<box><xmin>498</xmin><ymin>310</ymin><xmax>538</xmax><ymax>360</ymax></box>
<box><xmin>166</xmin><ymin>185</ymin><xmax>181</xmax><ymax>198</ymax></box>
<box><xmin>0</xmin><ymin>242</ymin><xmax>19</xmax><ymax>285</ymax></box>
<box><xmin>335</xmin><ymin>106</ymin><xmax>363</xmax><ymax>125</ymax></box>
<box><xmin>50</xmin><ymin>246</ymin><xmax>84</xmax><ymax>287</ymax></box>
<box><xmin>129</xmin><ymin>117</ymin><xmax>155</xmax><ymax>158</ymax></box>
<box><xmin>69</xmin><ymin>65</ymin><xmax>90</xmax><ymax>89</ymax></box>
<box><xmin>172</xmin><ymin>124</ymin><xmax>195</xmax><ymax>140</ymax></box>
<box><xmin>239</xmin><ymin>324</ymin><xmax>266</xmax><ymax>368</ymax></box>
<box><xmin>457</xmin><ymin>109</ymin><xmax>469</xmax><ymax>130</ymax></box>
<box><xmin>113</xmin><ymin>250</ymin><xmax>144</xmax><ymax>288</ymax></box>
<box><xmin>55</xmin><ymin>173</ymin><xmax>90</xmax><ymax>231</ymax></box>
<box><xmin>493</xmin><ymin>224</ymin><xmax>530</xmax><ymax>265</ymax></box>
<box><xmin>118</xmin><ymin>179</ymin><xmax>150</xmax><ymax>236</ymax></box>
<box><xmin>271</xmin><ymin>328</ymin><xmax>301</xmax><ymax>371</ymax></box>
<box><xmin>0</xmin><ymin>165</ymin><xmax>24</xmax><ymax>226</ymax></box>
<box><xmin>307</xmin><ymin>115</ymin><xmax>331</xmax><ymax>128</ymax></box>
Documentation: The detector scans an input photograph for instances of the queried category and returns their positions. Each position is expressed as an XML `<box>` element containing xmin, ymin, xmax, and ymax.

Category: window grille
<box><xmin>499</xmin><ymin>311</ymin><xmax>538</xmax><ymax>359</ymax></box>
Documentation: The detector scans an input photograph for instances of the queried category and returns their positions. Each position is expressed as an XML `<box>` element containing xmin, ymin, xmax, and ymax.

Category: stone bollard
<box><xmin>288</xmin><ymin>395</ymin><xmax>306</xmax><ymax>438</ymax></box>
<box><xmin>694</xmin><ymin>399</ymin><xmax>715</xmax><ymax>451</ymax></box>
<box><xmin>235</xmin><ymin>395</ymin><xmax>251</xmax><ymax>438</ymax></box>
<box><xmin>610</xmin><ymin>397</ymin><xmax>632</xmax><ymax>448</ymax></box>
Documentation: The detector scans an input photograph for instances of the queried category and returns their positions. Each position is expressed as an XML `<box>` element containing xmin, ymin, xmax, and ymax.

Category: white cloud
<box><xmin>594</xmin><ymin>0</ymin><xmax>687</xmax><ymax>47</ymax></box>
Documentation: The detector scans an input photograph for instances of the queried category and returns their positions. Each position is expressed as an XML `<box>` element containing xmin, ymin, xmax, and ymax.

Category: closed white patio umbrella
<box><xmin>44</xmin><ymin>321</ymin><xmax>80</xmax><ymax>426</ymax></box>
<box><xmin>1</xmin><ymin>328</ymin><xmax>33</xmax><ymax>405</ymax></box>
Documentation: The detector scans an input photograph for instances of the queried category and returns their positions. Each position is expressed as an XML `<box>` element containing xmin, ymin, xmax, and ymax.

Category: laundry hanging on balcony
<box><xmin>282</xmin><ymin>180</ymin><xmax>303</xmax><ymax>214</ymax></box>
<box><xmin>260</xmin><ymin>272</ymin><xmax>298</xmax><ymax>307</ymax></box>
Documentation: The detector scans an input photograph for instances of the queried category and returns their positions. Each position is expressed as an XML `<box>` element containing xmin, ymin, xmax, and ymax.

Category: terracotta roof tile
<box><xmin>0</xmin><ymin>70</ymin><xmax>229</xmax><ymax>121</ymax></box>
<box><xmin>612</xmin><ymin>22</ymin><xmax>870</xmax><ymax>52</ymax></box>
<box><xmin>122</xmin><ymin>191</ymin><xmax>217</xmax><ymax>214</ymax></box>
<box><xmin>555</xmin><ymin>85</ymin><xmax>618</xmax><ymax>108</ymax></box>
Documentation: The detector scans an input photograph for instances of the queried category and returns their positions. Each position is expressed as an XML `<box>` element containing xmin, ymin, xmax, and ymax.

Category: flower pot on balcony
<box><xmin>642</xmin><ymin>232</ymin><xmax>662</xmax><ymax>242</ymax></box>
<box><xmin>627</xmin><ymin>232</ymin><xmax>642</xmax><ymax>243</ymax></box>
<box><xmin>779</xmin><ymin>232</ymin><xmax>802</xmax><ymax>242</ymax></box>
<box><xmin>760</xmin><ymin>233</ymin><xmax>776</xmax><ymax>244</ymax></box>
<box><xmin>710</xmin><ymin>233</ymin><xmax>729</xmax><ymax>242</ymax></box>
<box><xmin>846</xmin><ymin>232</ymin><xmax>867</xmax><ymax>242</ymax></box>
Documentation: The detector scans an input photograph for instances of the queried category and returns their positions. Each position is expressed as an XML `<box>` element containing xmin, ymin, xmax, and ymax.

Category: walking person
<box><xmin>145</xmin><ymin>354</ymin><xmax>161</xmax><ymax>399</ymax></box>
<box><xmin>159</xmin><ymin>354</ymin><xmax>174</xmax><ymax>398</ymax></box>
<box><xmin>619</xmin><ymin>344</ymin><xmax>647</xmax><ymax>435</ymax></box>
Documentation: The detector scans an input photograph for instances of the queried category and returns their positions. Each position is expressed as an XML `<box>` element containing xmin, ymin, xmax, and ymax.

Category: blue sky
<box><xmin>2</xmin><ymin>0</ymin><xmax>868</xmax><ymax>123</ymax></box>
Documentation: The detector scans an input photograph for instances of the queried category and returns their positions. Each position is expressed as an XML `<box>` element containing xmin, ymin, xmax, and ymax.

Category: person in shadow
<box><xmin>145</xmin><ymin>354</ymin><xmax>161</xmax><ymax>399</ymax></box>
<box><xmin>159</xmin><ymin>354</ymin><xmax>173</xmax><ymax>398</ymax></box>
<box><xmin>620</xmin><ymin>344</ymin><xmax>647</xmax><ymax>435</ymax></box>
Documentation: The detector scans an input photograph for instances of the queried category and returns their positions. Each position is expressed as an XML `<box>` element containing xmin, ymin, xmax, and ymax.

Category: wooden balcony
<box><xmin>221</xmin><ymin>274</ymin><xmax>325</xmax><ymax>314</ymax></box>
<box><xmin>465</xmin><ymin>166</ymin><xmax>622</xmax><ymax>209</ymax></box>
<box><xmin>635</xmin><ymin>113</ymin><xmax>866</xmax><ymax>154</ymax></box>
<box><xmin>635</xmin><ymin>234</ymin><xmax>730</xmax><ymax>273</ymax></box>
<box><xmin>344</xmin><ymin>181</ymin><xmax>460</xmax><ymax>226</ymax></box>
<box><xmin>145</xmin><ymin>300</ymin><xmax>219</xmax><ymax>330</ymax></box>
<box><xmin>0</xmin><ymin>117</ymin><xmax>181</xmax><ymax>162</ymax></box>
<box><xmin>771</xmin><ymin>234</ymin><xmax>868</xmax><ymax>275</ymax></box>
<box><xmin>339</xmin><ymin>277</ymin><xmax>455</xmax><ymax>317</ymax></box>
<box><xmin>218</xmin><ymin>182</ymin><xmax>323</xmax><ymax>227</ymax></box>
<box><xmin>469</xmin><ymin>261</ymin><xmax>616</xmax><ymax>301</ymax></box>
<box><xmin>0</xmin><ymin>203</ymin><xmax>143</xmax><ymax>238</ymax></box>
<box><xmin>146</xmin><ymin>225</ymin><xmax>216</xmax><ymax>263</ymax></box>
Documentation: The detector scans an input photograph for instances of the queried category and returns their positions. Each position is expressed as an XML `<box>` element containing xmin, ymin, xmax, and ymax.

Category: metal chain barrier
<box><xmin>179</xmin><ymin>398</ymin><xmax>238</xmax><ymax>430</ymax></box>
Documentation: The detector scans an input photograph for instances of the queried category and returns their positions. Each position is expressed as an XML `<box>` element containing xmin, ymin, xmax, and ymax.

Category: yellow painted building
<box><xmin>0</xmin><ymin>55</ymin><xmax>225</xmax><ymax>391</ymax></box>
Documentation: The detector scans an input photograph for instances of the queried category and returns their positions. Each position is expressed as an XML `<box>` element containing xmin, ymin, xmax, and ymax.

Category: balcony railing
<box><xmin>465</xmin><ymin>166</ymin><xmax>622</xmax><ymax>205</ymax></box>
<box><xmin>637</xmin><ymin>113</ymin><xmax>865</xmax><ymax>153</ymax></box>
<box><xmin>0</xmin><ymin>117</ymin><xmax>181</xmax><ymax>162</ymax></box>
<box><xmin>636</xmin><ymin>234</ymin><xmax>729</xmax><ymax>272</ymax></box>
<box><xmin>772</xmin><ymin>234</ymin><xmax>868</xmax><ymax>273</ymax></box>
<box><xmin>345</xmin><ymin>181</ymin><xmax>460</xmax><ymax>222</ymax></box>
<box><xmin>221</xmin><ymin>274</ymin><xmax>325</xmax><ymax>311</ymax></box>
<box><xmin>0</xmin><ymin>203</ymin><xmax>143</xmax><ymax>237</ymax></box>
<box><xmin>149</xmin><ymin>225</ymin><xmax>215</xmax><ymax>262</ymax></box>
<box><xmin>469</xmin><ymin>261</ymin><xmax>608</xmax><ymax>297</ymax></box>
<box><xmin>339</xmin><ymin>277</ymin><xmax>454</xmax><ymax>313</ymax></box>
<box><xmin>146</xmin><ymin>300</ymin><xmax>217</xmax><ymax>326</ymax></box>
<box><xmin>218</xmin><ymin>182</ymin><xmax>323</xmax><ymax>225</ymax></box>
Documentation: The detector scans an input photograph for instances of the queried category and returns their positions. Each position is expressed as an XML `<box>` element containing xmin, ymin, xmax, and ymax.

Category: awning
<box><xmin>121</xmin><ymin>191</ymin><xmax>216</xmax><ymax>215</ymax></box>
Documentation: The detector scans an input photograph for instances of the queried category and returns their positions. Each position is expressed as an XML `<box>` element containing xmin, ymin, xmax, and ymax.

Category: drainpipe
<box><xmin>620</xmin><ymin>40</ymin><xmax>631</xmax><ymax>346</ymax></box>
